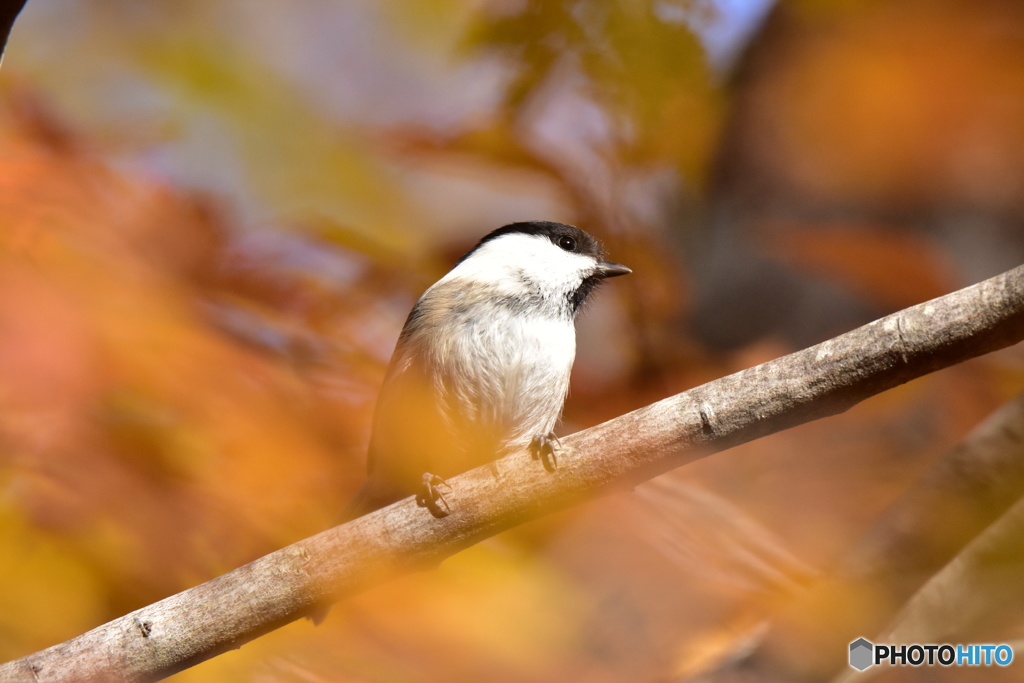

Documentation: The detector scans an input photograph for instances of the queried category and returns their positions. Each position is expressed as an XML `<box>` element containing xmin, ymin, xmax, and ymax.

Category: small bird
<box><xmin>345</xmin><ymin>220</ymin><xmax>631</xmax><ymax>519</ymax></box>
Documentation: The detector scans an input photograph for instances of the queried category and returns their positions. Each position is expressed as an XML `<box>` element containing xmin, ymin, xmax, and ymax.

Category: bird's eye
<box><xmin>558</xmin><ymin>235</ymin><xmax>577</xmax><ymax>252</ymax></box>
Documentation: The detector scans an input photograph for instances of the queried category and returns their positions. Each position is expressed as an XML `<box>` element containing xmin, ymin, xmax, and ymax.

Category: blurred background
<box><xmin>1</xmin><ymin>0</ymin><xmax>1024</xmax><ymax>681</ymax></box>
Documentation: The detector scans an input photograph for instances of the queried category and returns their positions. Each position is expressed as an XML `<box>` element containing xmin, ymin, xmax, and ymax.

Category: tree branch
<box><xmin>702</xmin><ymin>390</ymin><xmax>1024</xmax><ymax>682</ymax></box>
<box><xmin>886</xmin><ymin>486</ymin><xmax>1024</xmax><ymax>646</ymax></box>
<box><xmin>3</xmin><ymin>264</ymin><xmax>1024</xmax><ymax>683</ymax></box>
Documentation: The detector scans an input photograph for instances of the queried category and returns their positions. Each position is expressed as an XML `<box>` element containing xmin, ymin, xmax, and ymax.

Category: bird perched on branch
<box><xmin>345</xmin><ymin>220</ymin><xmax>631</xmax><ymax>519</ymax></box>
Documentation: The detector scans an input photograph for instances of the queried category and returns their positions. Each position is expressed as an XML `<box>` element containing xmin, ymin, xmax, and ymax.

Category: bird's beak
<box><xmin>596</xmin><ymin>261</ymin><xmax>632</xmax><ymax>278</ymax></box>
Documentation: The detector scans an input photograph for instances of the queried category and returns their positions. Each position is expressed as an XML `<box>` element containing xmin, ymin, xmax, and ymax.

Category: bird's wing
<box><xmin>348</xmin><ymin>333</ymin><xmax>466</xmax><ymax>516</ymax></box>
<box><xmin>345</xmin><ymin>293</ymin><xmax>515</xmax><ymax>518</ymax></box>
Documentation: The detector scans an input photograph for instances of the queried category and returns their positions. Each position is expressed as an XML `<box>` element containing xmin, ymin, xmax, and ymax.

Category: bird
<box><xmin>343</xmin><ymin>220</ymin><xmax>631</xmax><ymax>520</ymax></box>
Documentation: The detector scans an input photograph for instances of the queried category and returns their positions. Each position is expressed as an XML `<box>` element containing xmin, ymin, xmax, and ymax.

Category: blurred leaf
<box><xmin>464</xmin><ymin>0</ymin><xmax>722</xmax><ymax>182</ymax></box>
<box><xmin>134</xmin><ymin>36</ymin><xmax>417</xmax><ymax>254</ymax></box>
<box><xmin>0</xmin><ymin>89</ymin><xmax>369</xmax><ymax>655</ymax></box>
<box><xmin>0</xmin><ymin>505</ymin><xmax>103</xmax><ymax>661</ymax></box>
<box><xmin>761</xmin><ymin>223</ymin><xmax>956</xmax><ymax>309</ymax></box>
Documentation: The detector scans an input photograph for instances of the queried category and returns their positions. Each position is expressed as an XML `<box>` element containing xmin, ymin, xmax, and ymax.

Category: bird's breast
<box><xmin>431</xmin><ymin>308</ymin><xmax>576</xmax><ymax>451</ymax></box>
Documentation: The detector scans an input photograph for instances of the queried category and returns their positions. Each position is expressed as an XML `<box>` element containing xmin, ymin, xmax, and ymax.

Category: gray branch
<box><xmin>3</xmin><ymin>265</ymin><xmax>1024</xmax><ymax>683</ymax></box>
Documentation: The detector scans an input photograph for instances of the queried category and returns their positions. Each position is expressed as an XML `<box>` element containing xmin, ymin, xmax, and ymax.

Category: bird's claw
<box><xmin>416</xmin><ymin>473</ymin><xmax>452</xmax><ymax>518</ymax></box>
<box><xmin>530</xmin><ymin>432</ymin><xmax>560</xmax><ymax>472</ymax></box>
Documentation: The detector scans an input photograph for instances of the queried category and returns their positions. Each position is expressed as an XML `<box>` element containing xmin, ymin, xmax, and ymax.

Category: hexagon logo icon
<box><xmin>849</xmin><ymin>638</ymin><xmax>874</xmax><ymax>671</ymax></box>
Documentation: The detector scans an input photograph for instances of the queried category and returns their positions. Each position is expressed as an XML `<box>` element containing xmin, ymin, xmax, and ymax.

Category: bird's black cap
<box><xmin>455</xmin><ymin>221</ymin><xmax>606</xmax><ymax>266</ymax></box>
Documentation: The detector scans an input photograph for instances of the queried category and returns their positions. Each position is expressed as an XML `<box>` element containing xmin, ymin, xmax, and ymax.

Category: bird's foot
<box><xmin>415</xmin><ymin>473</ymin><xmax>452</xmax><ymax>518</ymax></box>
<box><xmin>530</xmin><ymin>432</ymin><xmax>560</xmax><ymax>472</ymax></box>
